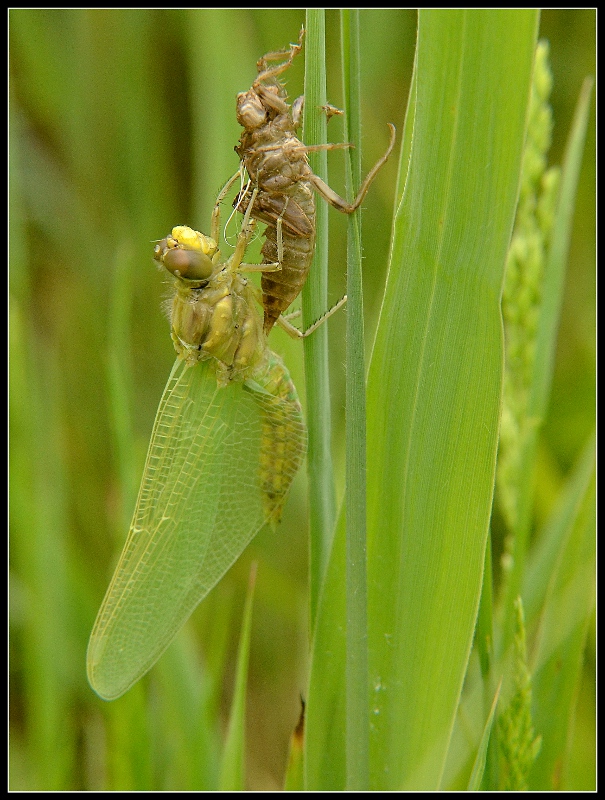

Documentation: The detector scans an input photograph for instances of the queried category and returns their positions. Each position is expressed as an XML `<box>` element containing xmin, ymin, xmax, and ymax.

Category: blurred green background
<box><xmin>9</xmin><ymin>9</ymin><xmax>594</xmax><ymax>790</ymax></box>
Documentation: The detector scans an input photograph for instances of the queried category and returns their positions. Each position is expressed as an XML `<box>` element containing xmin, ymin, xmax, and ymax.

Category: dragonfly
<box><xmin>87</xmin><ymin>188</ymin><xmax>306</xmax><ymax>701</ymax></box>
<box><xmin>233</xmin><ymin>28</ymin><xmax>396</xmax><ymax>335</ymax></box>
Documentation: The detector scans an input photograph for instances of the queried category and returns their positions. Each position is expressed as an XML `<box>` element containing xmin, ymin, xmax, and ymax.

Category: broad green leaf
<box><xmin>366</xmin><ymin>10</ymin><xmax>538</xmax><ymax>789</ymax></box>
<box><xmin>306</xmin><ymin>9</ymin><xmax>539</xmax><ymax>790</ymax></box>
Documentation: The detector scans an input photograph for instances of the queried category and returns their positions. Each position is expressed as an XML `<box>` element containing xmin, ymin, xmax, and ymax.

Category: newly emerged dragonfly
<box><xmin>87</xmin><ymin>193</ymin><xmax>306</xmax><ymax>701</ymax></box>
<box><xmin>234</xmin><ymin>28</ymin><xmax>396</xmax><ymax>335</ymax></box>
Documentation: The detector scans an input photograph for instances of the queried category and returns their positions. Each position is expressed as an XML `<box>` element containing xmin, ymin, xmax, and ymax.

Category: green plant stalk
<box><xmin>219</xmin><ymin>563</ymin><xmax>257</xmax><ymax>790</ymax></box>
<box><xmin>186</xmin><ymin>9</ymin><xmax>251</xmax><ymax>227</ymax></box>
<box><xmin>10</xmin><ymin>304</ymin><xmax>72</xmax><ymax>789</ymax></box>
<box><xmin>341</xmin><ymin>9</ymin><xmax>369</xmax><ymax>790</ymax></box>
<box><xmin>302</xmin><ymin>8</ymin><xmax>338</xmax><ymax>632</ymax></box>
<box><xmin>468</xmin><ymin>679</ymin><xmax>502</xmax><ymax>790</ymax></box>
<box><xmin>501</xmin><ymin>76</ymin><xmax>594</xmax><ymax>651</ymax></box>
<box><xmin>523</xmin><ymin>431</ymin><xmax>595</xmax><ymax>789</ymax></box>
<box><xmin>284</xmin><ymin>699</ymin><xmax>305</xmax><ymax>790</ymax></box>
<box><xmin>107</xmin><ymin>683</ymin><xmax>153</xmax><ymax>790</ymax></box>
<box><xmin>106</xmin><ymin>243</ymin><xmax>137</xmax><ymax>529</ymax></box>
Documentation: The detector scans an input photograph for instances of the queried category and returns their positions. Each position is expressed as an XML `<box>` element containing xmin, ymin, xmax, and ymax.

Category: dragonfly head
<box><xmin>154</xmin><ymin>226</ymin><xmax>218</xmax><ymax>283</ymax></box>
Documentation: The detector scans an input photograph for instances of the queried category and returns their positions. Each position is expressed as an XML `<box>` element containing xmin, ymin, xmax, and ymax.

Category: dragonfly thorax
<box><xmin>170</xmin><ymin>267</ymin><xmax>264</xmax><ymax>381</ymax></box>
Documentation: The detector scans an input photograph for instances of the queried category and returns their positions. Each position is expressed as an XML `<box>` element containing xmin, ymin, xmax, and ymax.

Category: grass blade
<box><xmin>365</xmin><ymin>10</ymin><xmax>539</xmax><ymax>788</ymax></box>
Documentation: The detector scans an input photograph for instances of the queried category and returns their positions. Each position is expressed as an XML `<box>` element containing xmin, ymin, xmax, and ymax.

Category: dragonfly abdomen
<box><xmin>235</xmin><ymin>124</ymin><xmax>317</xmax><ymax>336</ymax></box>
<box><xmin>249</xmin><ymin>353</ymin><xmax>306</xmax><ymax>524</ymax></box>
<box><xmin>260</xmin><ymin>206</ymin><xmax>316</xmax><ymax>335</ymax></box>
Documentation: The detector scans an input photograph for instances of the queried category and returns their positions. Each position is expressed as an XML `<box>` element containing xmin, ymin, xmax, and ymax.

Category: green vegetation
<box><xmin>10</xmin><ymin>8</ymin><xmax>594</xmax><ymax>790</ymax></box>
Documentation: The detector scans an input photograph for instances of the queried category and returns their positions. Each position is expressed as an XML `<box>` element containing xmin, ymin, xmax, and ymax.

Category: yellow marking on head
<box><xmin>171</xmin><ymin>226</ymin><xmax>218</xmax><ymax>258</ymax></box>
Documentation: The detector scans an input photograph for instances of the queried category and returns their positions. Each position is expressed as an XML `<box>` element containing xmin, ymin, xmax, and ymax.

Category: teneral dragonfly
<box><xmin>87</xmin><ymin>196</ymin><xmax>306</xmax><ymax>700</ymax></box>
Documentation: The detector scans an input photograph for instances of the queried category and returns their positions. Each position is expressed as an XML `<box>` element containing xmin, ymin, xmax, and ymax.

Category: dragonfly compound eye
<box><xmin>162</xmin><ymin>247</ymin><xmax>214</xmax><ymax>281</ymax></box>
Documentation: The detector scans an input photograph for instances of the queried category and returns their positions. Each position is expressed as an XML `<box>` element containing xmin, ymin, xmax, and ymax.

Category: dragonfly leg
<box><xmin>239</xmin><ymin>197</ymin><xmax>287</xmax><ymax>275</ymax></box>
<box><xmin>211</xmin><ymin>168</ymin><xmax>244</xmax><ymax>244</ymax></box>
<box><xmin>274</xmin><ymin>201</ymin><xmax>286</xmax><ymax>263</ymax></box>
<box><xmin>302</xmin><ymin>142</ymin><xmax>352</xmax><ymax>154</ymax></box>
<box><xmin>250</xmin><ymin>30</ymin><xmax>305</xmax><ymax>117</ymax></box>
<box><xmin>292</xmin><ymin>100</ymin><xmax>343</xmax><ymax>137</ymax></box>
<box><xmin>276</xmin><ymin>295</ymin><xmax>348</xmax><ymax>339</ymax></box>
<box><xmin>240</xmin><ymin>262</ymin><xmax>280</xmax><ymax>273</ymax></box>
<box><xmin>320</xmin><ymin>103</ymin><xmax>344</xmax><ymax>122</ymax></box>
<box><xmin>255</xmin><ymin>27</ymin><xmax>304</xmax><ymax>86</ymax></box>
<box><xmin>308</xmin><ymin>123</ymin><xmax>396</xmax><ymax>213</ymax></box>
<box><xmin>230</xmin><ymin>187</ymin><xmax>259</xmax><ymax>270</ymax></box>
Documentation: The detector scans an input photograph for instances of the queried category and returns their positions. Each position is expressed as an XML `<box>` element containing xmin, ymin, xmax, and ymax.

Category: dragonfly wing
<box><xmin>87</xmin><ymin>357</ymin><xmax>298</xmax><ymax>700</ymax></box>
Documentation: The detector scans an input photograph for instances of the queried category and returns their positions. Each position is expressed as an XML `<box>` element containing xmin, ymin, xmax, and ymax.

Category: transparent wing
<box><xmin>87</xmin><ymin>357</ymin><xmax>304</xmax><ymax>700</ymax></box>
